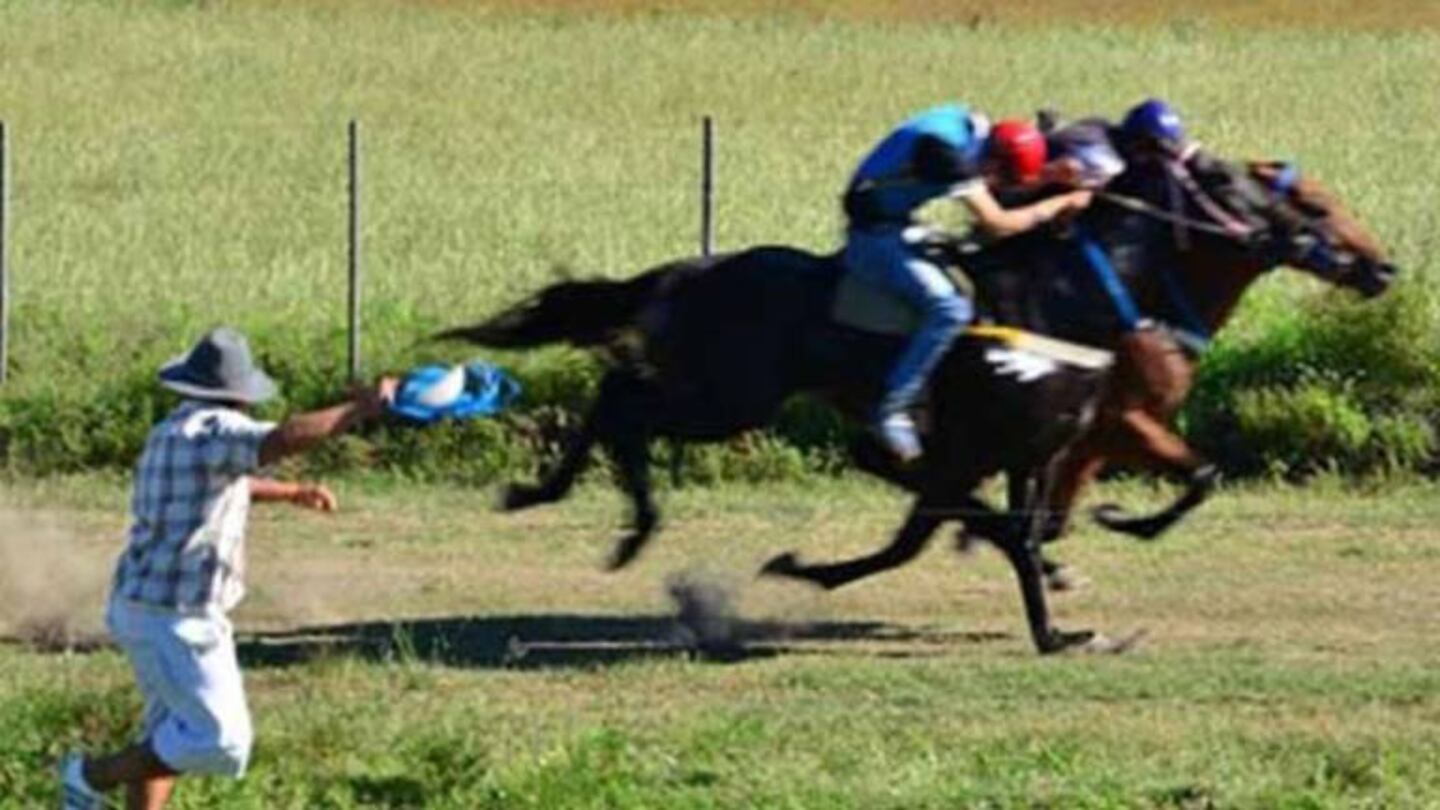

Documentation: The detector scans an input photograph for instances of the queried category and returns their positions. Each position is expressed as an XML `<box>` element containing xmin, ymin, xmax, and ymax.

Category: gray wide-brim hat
<box><xmin>158</xmin><ymin>326</ymin><xmax>278</xmax><ymax>404</ymax></box>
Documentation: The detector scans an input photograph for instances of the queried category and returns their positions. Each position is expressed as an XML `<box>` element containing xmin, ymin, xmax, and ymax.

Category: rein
<box><xmin>1093</xmin><ymin>191</ymin><xmax>1233</xmax><ymax>352</ymax></box>
<box><xmin>1097</xmin><ymin>191</ymin><xmax>1245</xmax><ymax>240</ymax></box>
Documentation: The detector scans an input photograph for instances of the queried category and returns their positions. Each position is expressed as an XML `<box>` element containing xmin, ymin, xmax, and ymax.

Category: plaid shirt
<box><xmin>111</xmin><ymin>401</ymin><xmax>275</xmax><ymax>613</ymax></box>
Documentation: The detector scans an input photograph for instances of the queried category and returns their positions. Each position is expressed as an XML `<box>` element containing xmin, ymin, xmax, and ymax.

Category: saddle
<box><xmin>830</xmin><ymin>227</ymin><xmax>973</xmax><ymax>335</ymax></box>
<box><xmin>830</xmin><ymin>236</ymin><xmax>1113</xmax><ymax>374</ymax></box>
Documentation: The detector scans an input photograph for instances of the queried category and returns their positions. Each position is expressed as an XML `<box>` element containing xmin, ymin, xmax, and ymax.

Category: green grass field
<box><xmin>3</xmin><ymin>476</ymin><xmax>1440</xmax><ymax>807</ymax></box>
<box><xmin>2</xmin><ymin>6</ymin><xmax>1440</xmax><ymax>802</ymax></box>
<box><xmin>0</xmin><ymin>0</ymin><xmax>1436</xmax><ymax>385</ymax></box>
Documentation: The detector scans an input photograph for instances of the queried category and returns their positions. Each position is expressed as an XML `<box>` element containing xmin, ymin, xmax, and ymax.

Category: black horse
<box><xmin>438</xmin><ymin>159</ymin><xmax>1394</xmax><ymax>654</ymax></box>
<box><xmin>442</xmin><ymin>239</ymin><xmax>1112</xmax><ymax>653</ymax></box>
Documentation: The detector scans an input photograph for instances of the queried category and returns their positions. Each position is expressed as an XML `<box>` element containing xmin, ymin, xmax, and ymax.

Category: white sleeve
<box><xmin>948</xmin><ymin>178</ymin><xmax>986</xmax><ymax>200</ymax></box>
<box><xmin>190</xmin><ymin>409</ymin><xmax>277</xmax><ymax>476</ymax></box>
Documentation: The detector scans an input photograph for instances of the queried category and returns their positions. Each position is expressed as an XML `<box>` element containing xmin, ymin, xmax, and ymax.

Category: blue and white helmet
<box><xmin>1120</xmin><ymin>98</ymin><xmax>1187</xmax><ymax>151</ymax></box>
<box><xmin>389</xmin><ymin>361</ymin><xmax>522</xmax><ymax>424</ymax></box>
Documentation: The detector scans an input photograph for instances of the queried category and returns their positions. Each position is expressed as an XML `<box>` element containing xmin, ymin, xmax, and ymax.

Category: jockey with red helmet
<box><xmin>843</xmin><ymin>104</ymin><xmax>1094</xmax><ymax>462</ymax></box>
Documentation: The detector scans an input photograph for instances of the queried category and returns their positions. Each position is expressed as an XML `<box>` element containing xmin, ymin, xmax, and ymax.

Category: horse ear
<box><xmin>1246</xmin><ymin>160</ymin><xmax>1284</xmax><ymax>184</ymax></box>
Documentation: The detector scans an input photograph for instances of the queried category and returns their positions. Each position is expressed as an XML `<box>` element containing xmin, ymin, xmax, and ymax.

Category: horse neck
<box><xmin>1144</xmin><ymin>246</ymin><xmax>1271</xmax><ymax>336</ymax></box>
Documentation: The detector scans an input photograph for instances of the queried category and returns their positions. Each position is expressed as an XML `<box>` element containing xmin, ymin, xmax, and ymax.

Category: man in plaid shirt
<box><xmin>60</xmin><ymin>327</ymin><xmax>396</xmax><ymax>809</ymax></box>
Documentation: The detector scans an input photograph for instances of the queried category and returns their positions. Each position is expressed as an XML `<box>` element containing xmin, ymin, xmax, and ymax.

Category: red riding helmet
<box><xmin>987</xmin><ymin>119</ymin><xmax>1047</xmax><ymax>185</ymax></box>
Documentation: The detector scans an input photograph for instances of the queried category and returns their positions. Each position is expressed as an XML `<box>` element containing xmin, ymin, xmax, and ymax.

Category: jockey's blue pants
<box><xmin>843</xmin><ymin>225</ymin><xmax>974</xmax><ymax>421</ymax></box>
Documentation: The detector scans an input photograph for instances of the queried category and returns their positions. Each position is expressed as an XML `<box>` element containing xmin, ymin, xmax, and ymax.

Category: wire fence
<box><xmin>0</xmin><ymin>116</ymin><xmax>722</xmax><ymax>389</ymax></box>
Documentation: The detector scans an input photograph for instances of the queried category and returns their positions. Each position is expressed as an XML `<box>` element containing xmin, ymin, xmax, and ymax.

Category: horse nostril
<box><xmin>1358</xmin><ymin>262</ymin><xmax>1398</xmax><ymax>298</ymax></box>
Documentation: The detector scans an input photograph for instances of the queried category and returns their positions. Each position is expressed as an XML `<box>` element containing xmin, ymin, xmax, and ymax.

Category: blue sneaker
<box><xmin>875</xmin><ymin>412</ymin><xmax>922</xmax><ymax>463</ymax></box>
<box><xmin>59</xmin><ymin>753</ymin><xmax>107</xmax><ymax>809</ymax></box>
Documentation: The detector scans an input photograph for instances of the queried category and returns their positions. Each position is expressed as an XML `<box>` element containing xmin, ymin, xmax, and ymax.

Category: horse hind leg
<box><xmin>584</xmin><ymin>371</ymin><xmax>662</xmax><ymax>571</ymax></box>
<box><xmin>501</xmin><ymin>369</ymin><xmax>663</xmax><ymax>571</ymax></box>
<box><xmin>501</xmin><ymin>371</ymin><xmax>630</xmax><ymax>512</ymax></box>
<box><xmin>603</xmin><ymin>426</ymin><xmax>659</xmax><ymax>570</ymax></box>
<box><xmin>761</xmin><ymin>502</ymin><xmax>943</xmax><ymax>590</ymax></box>
<box><xmin>501</xmin><ymin>414</ymin><xmax>598</xmax><ymax>512</ymax></box>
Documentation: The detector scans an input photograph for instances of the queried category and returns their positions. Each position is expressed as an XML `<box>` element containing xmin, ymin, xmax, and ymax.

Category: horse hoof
<box><xmin>606</xmin><ymin>534</ymin><xmax>647</xmax><ymax>571</ymax></box>
<box><xmin>759</xmin><ymin>552</ymin><xmax>802</xmax><ymax>578</ymax></box>
<box><xmin>1091</xmin><ymin>504</ymin><xmax>1167</xmax><ymax>541</ymax></box>
<box><xmin>1091</xmin><ymin>502</ymin><xmax>1126</xmax><ymax>526</ymax></box>
<box><xmin>500</xmin><ymin>484</ymin><xmax>540</xmax><ymax>512</ymax></box>
<box><xmin>1076</xmin><ymin>629</ymin><xmax>1147</xmax><ymax>655</ymax></box>
<box><xmin>1041</xmin><ymin>628</ymin><xmax>1096</xmax><ymax>654</ymax></box>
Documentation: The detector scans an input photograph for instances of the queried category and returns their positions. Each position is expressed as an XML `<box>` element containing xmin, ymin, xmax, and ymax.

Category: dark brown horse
<box><xmin>758</xmin><ymin>158</ymin><xmax>1395</xmax><ymax>610</ymax></box>
<box><xmin>1034</xmin><ymin>160</ymin><xmax>1397</xmax><ymax>571</ymax></box>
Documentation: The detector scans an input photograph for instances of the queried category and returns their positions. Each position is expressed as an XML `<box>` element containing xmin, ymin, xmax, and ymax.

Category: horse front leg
<box><xmin>1089</xmin><ymin>409</ymin><xmax>1218</xmax><ymax>541</ymax></box>
<box><xmin>1082</xmin><ymin>329</ymin><xmax>1215</xmax><ymax>540</ymax></box>
<box><xmin>994</xmin><ymin>529</ymin><xmax>1094</xmax><ymax>654</ymax></box>
<box><xmin>1040</xmin><ymin>427</ymin><xmax>1111</xmax><ymax>543</ymax></box>
<box><xmin>999</xmin><ymin>462</ymin><xmax>1133</xmax><ymax>654</ymax></box>
<box><xmin>1005</xmin><ymin>467</ymin><xmax>1088</xmax><ymax>592</ymax></box>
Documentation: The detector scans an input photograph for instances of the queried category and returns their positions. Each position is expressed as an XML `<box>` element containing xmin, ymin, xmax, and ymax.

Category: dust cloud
<box><xmin>0</xmin><ymin>506</ymin><xmax>112</xmax><ymax>651</ymax></box>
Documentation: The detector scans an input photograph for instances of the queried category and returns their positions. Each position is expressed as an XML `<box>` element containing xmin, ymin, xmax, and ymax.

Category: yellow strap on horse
<box><xmin>965</xmin><ymin>325</ymin><xmax>1114</xmax><ymax>371</ymax></box>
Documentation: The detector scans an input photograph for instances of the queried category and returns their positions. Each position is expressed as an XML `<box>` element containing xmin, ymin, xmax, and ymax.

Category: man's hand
<box><xmin>1050</xmin><ymin>189</ymin><xmax>1095</xmax><ymax>225</ymax></box>
<box><xmin>355</xmin><ymin>376</ymin><xmax>401</xmax><ymax>418</ymax></box>
<box><xmin>251</xmin><ymin>478</ymin><xmax>337</xmax><ymax>511</ymax></box>
<box><xmin>1062</xmin><ymin>189</ymin><xmax>1095</xmax><ymax>211</ymax></box>
<box><xmin>291</xmin><ymin>483</ymin><xmax>338</xmax><ymax>513</ymax></box>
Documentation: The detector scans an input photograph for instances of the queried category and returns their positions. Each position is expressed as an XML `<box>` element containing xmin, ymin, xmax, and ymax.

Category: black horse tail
<box><xmin>433</xmin><ymin>271</ymin><xmax>666</xmax><ymax>349</ymax></box>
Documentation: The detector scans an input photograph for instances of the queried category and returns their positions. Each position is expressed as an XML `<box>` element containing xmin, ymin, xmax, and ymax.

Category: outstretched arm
<box><xmin>251</xmin><ymin>479</ymin><xmax>338</xmax><ymax>512</ymax></box>
<box><xmin>956</xmin><ymin>184</ymin><xmax>1094</xmax><ymax>239</ymax></box>
<box><xmin>257</xmin><ymin>377</ymin><xmax>398</xmax><ymax>467</ymax></box>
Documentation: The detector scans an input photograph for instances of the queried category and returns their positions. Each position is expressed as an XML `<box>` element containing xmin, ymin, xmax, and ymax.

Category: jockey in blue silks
<box><xmin>842</xmin><ymin>104</ymin><xmax>1095</xmax><ymax>462</ymax></box>
<box><xmin>1115</xmin><ymin>98</ymin><xmax>1261</xmax><ymax>242</ymax></box>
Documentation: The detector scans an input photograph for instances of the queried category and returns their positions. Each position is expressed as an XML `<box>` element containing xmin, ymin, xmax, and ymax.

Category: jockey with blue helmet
<box><xmin>1116</xmin><ymin>97</ymin><xmax>1260</xmax><ymax>240</ymax></box>
<box><xmin>1118</xmin><ymin>98</ymin><xmax>1193</xmax><ymax>160</ymax></box>
<box><xmin>843</xmin><ymin>104</ymin><xmax>1095</xmax><ymax>462</ymax></box>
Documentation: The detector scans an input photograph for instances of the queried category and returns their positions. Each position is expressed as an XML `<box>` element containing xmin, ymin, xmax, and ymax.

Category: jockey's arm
<box><xmin>955</xmin><ymin>183</ymin><xmax>1094</xmax><ymax>239</ymax></box>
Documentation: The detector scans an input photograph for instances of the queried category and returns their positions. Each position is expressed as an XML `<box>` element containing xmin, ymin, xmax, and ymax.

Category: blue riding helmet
<box><xmin>1121</xmin><ymin>98</ymin><xmax>1187</xmax><ymax>150</ymax></box>
<box><xmin>389</xmin><ymin>361</ymin><xmax>521</xmax><ymax>424</ymax></box>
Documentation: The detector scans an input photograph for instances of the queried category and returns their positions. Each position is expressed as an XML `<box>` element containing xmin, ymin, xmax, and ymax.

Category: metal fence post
<box><xmin>700</xmin><ymin>115</ymin><xmax>714</xmax><ymax>257</ymax></box>
<box><xmin>1</xmin><ymin>121</ymin><xmax>10</xmax><ymax>386</ymax></box>
<box><xmin>347</xmin><ymin>119</ymin><xmax>361</xmax><ymax>383</ymax></box>
<box><xmin>672</xmin><ymin>116</ymin><xmax>717</xmax><ymax>486</ymax></box>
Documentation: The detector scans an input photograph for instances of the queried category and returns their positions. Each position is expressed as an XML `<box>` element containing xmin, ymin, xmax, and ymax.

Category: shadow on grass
<box><xmin>234</xmin><ymin>613</ymin><xmax>1011</xmax><ymax>670</ymax></box>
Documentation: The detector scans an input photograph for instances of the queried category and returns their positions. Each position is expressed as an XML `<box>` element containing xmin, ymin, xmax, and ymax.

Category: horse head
<box><xmin>1247</xmin><ymin>161</ymin><xmax>1398</xmax><ymax>298</ymax></box>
